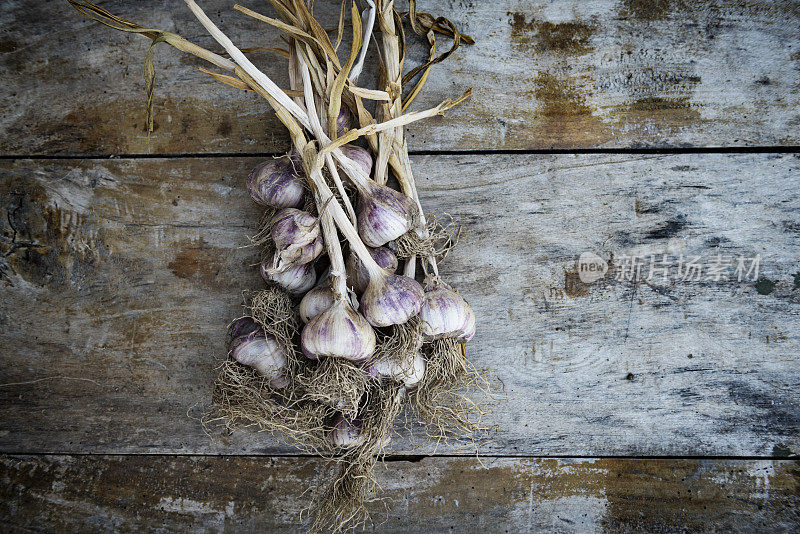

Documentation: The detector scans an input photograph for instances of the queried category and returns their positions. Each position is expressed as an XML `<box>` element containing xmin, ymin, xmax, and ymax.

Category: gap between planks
<box><xmin>1</xmin><ymin>146</ymin><xmax>800</xmax><ymax>161</ymax></box>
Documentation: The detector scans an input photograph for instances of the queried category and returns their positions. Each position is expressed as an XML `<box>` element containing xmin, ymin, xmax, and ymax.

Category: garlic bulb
<box><xmin>301</xmin><ymin>299</ymin><xmax>376</xmax><ymax>361</ymax></box>
<box><xmin>368</xmin><ymin>352</ymin><xmax>426</xmax><ymax>388</ymax></box>
<box><xmin>231</xmin><ymin>332</ymin><xmax>287</xmax><ymax>380</ymax></box>
<box><xmin>356</xmin><ymin>182</ymin><xmax>418</xmax><ymax>248</ymax></box>
<box><xmin>261</xmin><ymin>258</ymin><xmax>316</xmax><ymax>295</ymax></box>
<box><xmin>360</xmin><ymin>273</ymin><xmax>424</xmax><ymax>327</ymax></box>
<box><xmin>298</xmin><ymin>282</ymin><xmax>335</xmax><ymax>323</ymax></box>
<box><xmin>270</xmin><ymin>208</ymin><xmax>323</xmax><ymax>271</ymax></box>
<box><xmin>338</xmin><ymin>144</ymin><xmax>373</xmax><ymax>177</ymax></box>
<box><xmin>419</xmin><ymin>282</ymin><xmax>476</xmax><ymax>341</ymax></box>
<box><xmin>246</xmin><ymin>156</ymin><xmax>305</xmax><ymax>208</ymax></box>
<box><xmin>346</xmin><ymin>246</ymin><xmax>398</xmax><ymax>294</ymax></box>
<box><xmin>330</xmin><ymin>415</ymin><xmax>392</xmax><ymax>448</ymax></box>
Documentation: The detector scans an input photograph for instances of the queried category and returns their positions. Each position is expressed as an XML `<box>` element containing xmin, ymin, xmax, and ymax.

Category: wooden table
<box><xmin>1</xmin><ymin>1</ymin><xmax>798</xmax><ymax>531</ymax></box>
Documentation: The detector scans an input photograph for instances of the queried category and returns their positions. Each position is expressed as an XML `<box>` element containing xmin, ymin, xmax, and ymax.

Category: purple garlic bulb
<box><xmin>336</xmin><ymin>107</ymin><xmax>353</xmax><ymax>137</ymax></box>
<box><xmin>339</xmin><ymin>144</ymin><xmax>373</xmax><ymax>177</ymax></box>
<box><xmin>300</xmin><ymin>300</ymin><xmax>376</xmax><ymax>361</ymax></box>
<box><xmin>270</xmin><ymin>208</ymin><xmax>323</xmax><ymax>271</ymax></box>
<box><xmin>357</xmin><ymin>182</ymin><xmax>418</xmax><ymax>248</ymax></box>
<box><xmin>230</xmin><ymin>329</ymin><xmax>288</xmax><ymax>384</ymax></box>
<box><xmin>367</xmin><ymin>352</ymin><xmax>426</xmax><ymax>389</ymax></box>
<box><xmin>329</xmin><ymin>415</ymin><xmax>392</xmax><ymax>448</ymax></box>
<box><xmin>246</xmin><ymin>156</ymin><xmax>305</xmax><ymax>208</ymax></box>
<box><xmin>419</xmin><ymin>282</ymin><xmax>476</xmax><ymax>342</ymax></box>
<box><xmin>360</xmin><ymin>273</ymin><xmax>424</xmax><ymax>327</ymax></box>
<box><xmin>346</xmin><ymin>246</ymin><xmax>398</xmax><ymax>294</ymax></box>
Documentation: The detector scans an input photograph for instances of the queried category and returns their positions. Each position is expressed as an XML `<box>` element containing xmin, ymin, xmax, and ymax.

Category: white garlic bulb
<box><xmin>329</xmin><ymin>415</ymin><xmax>392</xmax><ymax>448</ymax></box>
<box><xmin>301</xmin><ymin>300</ymin><xmax>376</xmax><ymax>361</ymax></box>
<box><xmin>231</xmin><ymin>334</ymin><xmax>287</xmax><ymax>380</ymax></box>
<box><xmin>418</xmin><ymin>282</ymin><xmax>475</xmax><ymax>341</ymax></box>
<box><xmin>246</xmin><ymin>156</ymin><xmax>305</xmax><ymax>209</ymax></box>
<box><xmin>368</xmin><ymin>352</ymin><xmax>426</xmax><ymax>388</ymax></box>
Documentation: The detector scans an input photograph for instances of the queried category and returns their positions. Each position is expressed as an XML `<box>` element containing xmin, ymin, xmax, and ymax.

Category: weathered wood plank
<box><xmin>2</xmin><ymin>0</ymin><xmax>799</xmax><ymax>155</ymax></box>
<box><xmin>1</xmin><ymin>455</ymin><xmax>798</xmax><ymax>533</ymax></box>
<box><xmin>1</xmin><ymin>154</ymin><xmax>799</xmax><ymax>456</ymax></box>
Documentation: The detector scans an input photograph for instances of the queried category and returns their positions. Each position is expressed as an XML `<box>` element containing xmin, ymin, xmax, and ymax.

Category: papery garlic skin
<box><xmin>246</xmin><ymin>156</ymin><xmax>305</xmax><ymax>209</ymax></box>
<box><xmin>360</xmin><ymin>274</ymin><xmax>424</xmax><ymax>327</ymax></box>
<box><xmin>261</xmin><ymin>259</ymin><xmax>316</xmax><ymax>295</ymax></box>
<box><xmin>339</xmin><ymin>144</ymin><xmax>373</xmax><ymax>177</ymax></box>
<box><xmin>270</xmin><ymin>208</ymin><xmax>323</xmax><ymax>271</ymax></box>
<box><xmin>231</xmin><ymin>334</ymin><xmax>287</xmax><ymax>380</ymax></box>
<box><xmin>346</xmin><ymin>246</ymin><xmax>398</xmax><ymax>294</ymax></box>
<box><xmin>301</xmin><ymin>300</ymin><xmax>376</xmax><ymax>361</ymax></box>
<box><xmin>357</xmin><ymin>183</ymin><xmax>417</xmax><ymax>248</ymax></box>
<box><xmin>419</xmin><ymin>284</ymin><xmax>476</xmax><ymax>341</ymax></box>
<box><xmin>336</xmin><ymin>107</ymin><xmax>352</xmax><ymax>137</ymax></box>
<box><xmin>369</xmin><ymin>352</ymin><xmax>426</xmax><ymax>388</ymax></box>
<box><xmin>298</xmin><ymin>282</ymin><xmax>335</xmax><ymax>323</ymax></box>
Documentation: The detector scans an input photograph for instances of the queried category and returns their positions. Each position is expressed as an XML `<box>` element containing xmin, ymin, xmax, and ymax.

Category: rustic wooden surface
<box><xmin>2</xmin><ymin>455</ymin><xmax>799</xmax><ymax>533</ymax></box>
<box><xmin>1</xmin><ymin>0</ymin><xmax>800</xmax><ymax>155</ymax></box>
<box><xmin>1</xmin><ymin>0</ymin><xmax>799</xmax><ymax>531</ymax></box>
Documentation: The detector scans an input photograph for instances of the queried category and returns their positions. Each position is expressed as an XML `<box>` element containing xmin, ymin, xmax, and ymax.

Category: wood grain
<box><xmin>1</xmin><ymin>455</ymin><xmax>798</xmax><ymax>532</ymax></box>
<box><xmin>1</xmin><ymin>153</ymin><xmax>798</xmax><ymax>456</ymax></box>
<box><xmin>1</xmin><ymin>0</ymin><xmax>799</xmax><ymax>155</ymax></box>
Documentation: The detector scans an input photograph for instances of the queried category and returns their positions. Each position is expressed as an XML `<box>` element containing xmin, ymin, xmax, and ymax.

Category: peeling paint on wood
<box><xmin>1</xmin><ymin>154</ymin><xmax>798</xmax><ymax>456</ymax></box>
<box><xmin>0</xmin><ymin>455</ymin><xmax>797</xmax><ymax>532</ymax></box>
<box><xmin>1</xmin><ymin>0</ymin><xmax>799</xmax><ymax>155</ymax></box>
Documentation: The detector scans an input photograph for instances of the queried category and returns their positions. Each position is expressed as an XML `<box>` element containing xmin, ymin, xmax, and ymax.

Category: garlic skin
<box><xmin>246</xmin><ymin>156</ymin><xmax>305</xmax><ymax>208</ymax></box>
<box><xmin>356</xmin><ymin>183</ymin><xmax>417</xmax><ymax>248</ymax></box>
<box><xmin>270</xmin><ymin>208</ymin><xmax>323</xmax><ymax>271</ymax></box>
<box><xmin>339</xmin><ymin>144</ymin><xmax>373</xmax><ymax>177</ymax></box>
<box><xmin>330</xmin><ymin>416</ymin><xmax>392</xmax><ymax>448</ymax></box>
<box><xmin>261</xmin><ymin>258</ymin><xmax>316</xmax><ymax>295</ymax></box>
<box><xmin>360</xmin><ymin>273</ymin><xmax>424</xmax><ymax>327</ymax></box>
<box><xmin>419</xmin><ymin>283</ymin><xmax>476</xmax><ymax>341</ymax></box>
<box><xmin>346</xmin><ymin>246</ymin><xmax>398</xmax><ymax>294</ymax></box>
<box><xmin>301</xmin><ymin>300</ymin><xmax>376</xmax><ymax>361</ymax></box>
<box><xmin>368</xmin><ymin>352</ymin><xmax>426</xmax><ymax>388</ymax></box>
<box><xmin>298</xmin><ymin>282</ymin><xmax>335</xmax><ymax>323</ymax></box>
<box><xmin>335</xmin><ymin>107</ymin><xmax>353</xmax><ymax>137</ymax></box>
<box><xmin>231</xmin><ymin>334</ymin><xmax>287</xmax><ymax>380</ymax></box>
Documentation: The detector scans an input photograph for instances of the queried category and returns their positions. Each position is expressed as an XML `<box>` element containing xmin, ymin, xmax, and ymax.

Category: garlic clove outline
<box><xmin>356</xmin><ymin>182</ymin><xmax>418</xmax><ymax>248</ymax></box>
<box><xmin>419</xmin><ymin>283</ymin><xmax>476</xmax><ymax>341</ymax></box>
<box><xmin>246</xmin><ymin>156</ymin><xmax>305</xmax><ymax>209</ymax></box>
<box><xmin>360</xmin><ymin>273</ymin><xmax>424</xmax><ymax>327</ymax></box>
<box><xmin>270</xmin><ymin>208</ymin><xmax>324</xmax><ymax>271</ymax></box>
<box><xmin>300</xmin><ymin>300</ymin><xmax>376</xmax><ymax>361</ymax></box>
<box><xmin>346</xmin><ymin>246</ymin><xmax>398</xmax><ymax>294</ymax></box>
<box><xmin>261</xmin><ymin>258</ymin><xmax>316</xmax><ymax>295</ymax></box>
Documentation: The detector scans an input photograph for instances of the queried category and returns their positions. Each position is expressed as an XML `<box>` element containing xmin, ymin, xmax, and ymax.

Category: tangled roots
<box><xmin>205</xmin><ymin>359</ymin><xmax>334</xmax><ymax>455</ymax></box>
<box><xmin>294</xmin><ymin>357</ymin><xmax>371</xmax><ymax>418</ymax></box>
<box><xmin>394</xmin><ymin>212</ymin><xmax>458</xmax><ymax>260</ymax></box>
<box><xmin>411</xmin><ymin>338</ymin><xmax>498</xmax><ymax>445</ymax></box>
<box><xmin>311</xmin><ymin>383</ymin><xmax>406</xmax><ymax>534</ymax></box>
